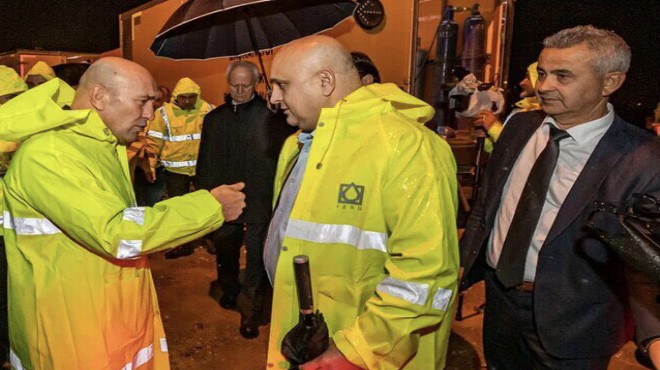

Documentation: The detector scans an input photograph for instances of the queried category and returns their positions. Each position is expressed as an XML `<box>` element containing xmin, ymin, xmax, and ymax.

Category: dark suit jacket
<box><xmin>194</xmin><ymin>95</ymin><xmax>294</xmax><ymax>223</ymax></box>
<box><xmin>460</xmin><ymin>110</ymin><xmax>660</xmax><ymax>359</ymax></box>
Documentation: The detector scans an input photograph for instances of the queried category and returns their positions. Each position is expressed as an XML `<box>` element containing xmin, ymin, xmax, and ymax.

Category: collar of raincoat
<box><xmin>0</xmin><ymin>66</ymin><xmax>28</xmax><ymax>98</ymax></box>
<box><xmin>515</xmin><ymin>96</ymin><xmax>541</xmax><ymax>111</ymax></box>
<box><xmin>319</xmin><ymin>82</ymin><xmax>434</xmax><ymax>125</ymax></box>
<box><xmin>25</xmin><ymin>61</ymin><xmax>57</xmax><ymax>81</ymax></box>
<box><xmin>0</xmin><ymin>78</ymin><xmax>116</xmax><ymax>145</ymax></box>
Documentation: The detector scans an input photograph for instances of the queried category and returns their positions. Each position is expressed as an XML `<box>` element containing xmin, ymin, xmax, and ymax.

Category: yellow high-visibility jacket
<box><xmin>267</xmin><ymin>83</ymin><xmax>460</xmax><ymax>369</ymax></box>
<box><xmin>0</xmin><ymin>79</ymin><xmax>225</xmax><ymax>370</ymax></box>
<box><xmin>146</xmin><ymin>79</ymin><xmax>213</xmax><ymax>177</ymax></box>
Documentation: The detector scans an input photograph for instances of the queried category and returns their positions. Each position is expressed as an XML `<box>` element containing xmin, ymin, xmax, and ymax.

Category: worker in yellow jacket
<box><xmin>24</xmin><ymin>61</ymin><xmax>57</xmax><ymax>89</ymax></box>
<box><xmin>0</xmin><ymin>57</ymin><xmax>245</xmax><ymax>370</ymax></box>
<box><xmin>0</xmin><ymin>65</ymin><xmax>29</xmax><ymax>368</ymax></box>
<box><xmin>146</xmin><ymin>77</ymin><xmax>213</xmax><ymax>258</ymax></box>
<box><xmin>264</xmin><ymin>36</ymin><xmax>459</xmax><ymax>369</ymax></box>
<box><xmin>146</xmin><ymin>77</ymin><xmax>213</xmax><ymax>195</ymax></box>
<box><xmin>473</xmin><ymin>62</ymin><xmax>542</xmax><ymax>152</ymax></box>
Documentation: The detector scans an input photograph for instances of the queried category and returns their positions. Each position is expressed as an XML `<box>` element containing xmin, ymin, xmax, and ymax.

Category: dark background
<box><xmin>0</xmin><ymin>0</ymin><xmax>150</xmax><ymax>53</ymax></box>
<box><xmin>1</xmin><ymin>0</ymin><xmax>657</xmax><ymax>125</ymax></box>
<box><xmin>509</xmin><ymin>0</ymin><xmax>660</xmax><ymax>126</ymax></box>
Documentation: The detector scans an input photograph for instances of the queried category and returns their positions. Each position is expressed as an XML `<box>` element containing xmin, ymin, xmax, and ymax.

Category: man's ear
<box><xmin>361</xmin><ymin>74</ymin><xmax>375</xmax><ymax>86</ymax></box>
<box><xmin>319</xmin><ymin>70</ymin><xmax>336</xmax><ymax>97</ymax></box>
<box><xmin>602</xmin><ymin>71</ymin><xmax>626</xmax><ymax>97</ymax></box>
<box><xmin>89</xmin><ymin>84</ymin><xmax>107</xmax><ymax>111</ymax></box>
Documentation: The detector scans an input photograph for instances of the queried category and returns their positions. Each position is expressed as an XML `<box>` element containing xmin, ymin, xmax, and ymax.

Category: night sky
<box><xmin>0</xmin><ymin>0</ymin><xmax>151</xmax><ymax>53</ymax></box>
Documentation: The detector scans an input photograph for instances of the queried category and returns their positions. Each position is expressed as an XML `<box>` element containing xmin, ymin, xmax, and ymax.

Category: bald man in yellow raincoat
<box><xmin>0</xmin><ymin>58</ymin><xmax>245</xmax><ymax>370</ymax></box>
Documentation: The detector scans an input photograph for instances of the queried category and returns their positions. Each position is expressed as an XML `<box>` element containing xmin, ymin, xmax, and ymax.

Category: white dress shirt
<box><xmin>487</xmin><ymin>104</ymin><xmax>615</xmax><ymax>282</ymax></box>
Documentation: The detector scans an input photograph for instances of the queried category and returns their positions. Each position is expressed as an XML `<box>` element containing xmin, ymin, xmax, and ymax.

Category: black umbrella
<box><xmin>281</xmin><ymin>255</ymin><xmax>329</xmax><ymax>368</ymax></box>
<box><xmin>589</xmin><ymin>193</ymin><xmax>660</xmax><ymax>285</ymax></box>
<box><xmin>150</xmin><ymin>0</ymin><xmax>357</xmax><ymax>92</ymax></box>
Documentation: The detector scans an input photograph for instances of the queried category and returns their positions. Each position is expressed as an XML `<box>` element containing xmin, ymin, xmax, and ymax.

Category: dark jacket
<box><xmin>460</xmin><ymin>110</ymin><xmax>660</xmax><ymax>359</ymax></box>
<box><xmin>195</xmin><ymin>95</ymin><xmax>294</xmax><ymax>223</ymax></box>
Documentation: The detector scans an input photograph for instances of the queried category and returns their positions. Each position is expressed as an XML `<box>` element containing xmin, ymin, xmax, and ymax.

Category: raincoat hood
<box><xmin>527</xmin><ymin>61</ymin><xmax>539</xmax><ymax>88</ymax></box>
<box><xmin>0</xmin><ymin>78</ymin><xmax>101</xmax><ymax>143</ymax></box>
<box><xmin>515</xmin><ymin>62</ymin><xmax>540</xmax><ymax>111</ymax></box>
<box><xmin>25</xmin><ymin>61</ymin><xmax>56</xmax><ymax>81</ymax></box>
<box><xmin>171</xmin><ymin>77</ymin><xmax>202</xmax><ymax>107</ymax></box>
<box><xmin>334</xmin><ymin>83</ymin><xmax>434</xmax><ymax>125</ymax></box>
<box><xmin>0</xmin><ymin>66</ymin><xmax>28</xmax><ymax>98</ymax></box>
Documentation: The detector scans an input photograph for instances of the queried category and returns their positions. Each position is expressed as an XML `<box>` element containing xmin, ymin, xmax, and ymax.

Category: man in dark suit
<box><xmin>460</xmin><ymin>25</ymin><xmax>660</xmax><ymax>369</ymax></box>
<box><xmin>195</xmin><ymin>61</ymin><xmax>294</xmax><ymax>339</ymax></box>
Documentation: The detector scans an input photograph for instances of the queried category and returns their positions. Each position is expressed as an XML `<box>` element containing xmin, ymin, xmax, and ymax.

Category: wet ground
<box><xmin>151</xmin><ymin>248</ymin><xmax>646</xmax><ymax>370</ymax></box>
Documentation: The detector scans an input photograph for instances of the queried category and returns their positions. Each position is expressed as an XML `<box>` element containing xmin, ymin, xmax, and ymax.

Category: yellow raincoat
<box><xmin>0</xmin><ymin>66</ymin><xmax>28</xmax><ymax>239</ymax></box>
<box><xmin>484</xmin><ymin>62</ymin><xmax>540</xmax><ymax>152</ymax></box>
<box><xmin>0</xmin><ymin>79</ymin><xmax>225</xmax><ymax>370</ymax></box>
<box><xmin>24</xmin><ymin>61</ymin><xmax>57</xmax><ymax>82</ymax></box>
<box><xmin>267</xmin><ymin>83</ymin><xmax>459</xmax><ymax>369</ymax></box>
<box><xmin>146</xmin><ymin>78</ymin><xmax>213</xmax><ymax>176</ymax></box>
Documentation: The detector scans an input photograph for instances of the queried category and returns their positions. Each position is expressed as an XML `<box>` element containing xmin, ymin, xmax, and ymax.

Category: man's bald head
<box><xmin>72</xmin><ymin>57</ymin><xmax>157</xmax><ymax>145</ymax></box>
<box><xmin>269</xmin><ymin>36</ymin><xmax>362</xmax><ymax>130</ymax></box>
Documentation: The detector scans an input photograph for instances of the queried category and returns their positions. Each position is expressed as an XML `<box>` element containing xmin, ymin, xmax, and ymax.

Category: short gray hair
<box><xmin>543</xmin><ymin>25</ymin><xmax>631</xmax><ymax>75</ymax></box>
<box><xmin>226</xmin><ymin>61</ymin><xmax>260</xmax><ymax>84</ymax></box>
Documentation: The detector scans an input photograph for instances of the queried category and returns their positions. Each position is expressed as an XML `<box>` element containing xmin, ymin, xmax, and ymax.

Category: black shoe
<box><xmin>219</xmin><ymin>294</ymin><xmax>237</xmax><ymax>309</ymax></box>
<box><xmin>164</xmin><ymin>245</ymin><xmax>195</xmax><ymax>259</ymax></box>
<box><xmin>240</xmin><ymin>314</ymin><xmax>260</xmax><ymax>339</ymax></box>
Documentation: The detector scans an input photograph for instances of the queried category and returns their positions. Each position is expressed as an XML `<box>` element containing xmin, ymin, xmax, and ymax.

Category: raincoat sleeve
<box><xmin>484</xmin><ymin>121</ymin><xmax>503</xmax><ymax>153</ymax></box>
<box><xmin>332</xmin><ymin>128</ymin><xmax>460</xmax><ymax>369</ymax></box>
<box><xmin>7</xmin><ymin>139</ymin><xmax>224</xmax><ymax>259</ymax></box>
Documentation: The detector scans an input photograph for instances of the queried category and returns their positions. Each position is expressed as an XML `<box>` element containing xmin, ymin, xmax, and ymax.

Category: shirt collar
<box><xmin>543</xmin><ymin>103</ymin><xmax>614</xmax><ymax>145</ymax></box>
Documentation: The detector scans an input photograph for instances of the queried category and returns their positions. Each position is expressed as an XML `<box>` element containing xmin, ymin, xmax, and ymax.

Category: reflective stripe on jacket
<box><xmin>267</xmin><ymin>83</ymin><xmax>460</xmax><ymax>369</ymax></box>
<box><xmin>0</xmin><ymin>79</ymin><xmax>224</xmax><ymax>370</ymax></box>
<box><xmin>146</xmin><ymin>101</ymin><xmax>213</xmax><ymax>176</ymax></box>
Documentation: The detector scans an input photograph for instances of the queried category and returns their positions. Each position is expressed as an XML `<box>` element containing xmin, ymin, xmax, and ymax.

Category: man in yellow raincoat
<box><xmin>0</xmin><ymin>65</ymin><xmax>29</xmax><ymax>368</ymax></box>
<box><xmin>146</xmin><ymin>77</ymin><xmax>213</xmax><ymax>258</ymax></box>
<box><xmin>264</xmin><ymin>36</ymin><xmax>459</xmax><ymax>369</ymax></box>
<box><xmin>24</xmin><ymin>61</ymin><xmax>56</xmax><ymax>89</ymax></box>
<box><xmin>0</xmin><ymin>57</ymin><xmax>246</xmax><ymax>370</ymax></box>
<box><xmin>473</xmin><ymin>62</ymin><xmax>542</xmax><ymax>152</ymax></box>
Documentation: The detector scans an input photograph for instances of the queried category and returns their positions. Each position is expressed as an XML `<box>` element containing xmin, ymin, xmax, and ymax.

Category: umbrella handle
<box><xmin>245</xmin><ymin>14</ymin><xmax>273</xmax><ymax>97</ymax></box>
<box><xmin>294</xmin><ymin>255</ymin><xmax>314</xmax><ymax>314</ymax></box>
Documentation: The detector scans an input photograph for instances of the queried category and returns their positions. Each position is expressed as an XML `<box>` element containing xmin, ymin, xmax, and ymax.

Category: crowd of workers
<box><xmin>0</xmin><ymin>24</ymin><xmax>657</xmax><ymax>370</ymax></box>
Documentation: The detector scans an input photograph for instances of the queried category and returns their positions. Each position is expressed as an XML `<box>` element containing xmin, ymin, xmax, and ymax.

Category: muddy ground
<box><xmin>151</xmin><ymin>248</ymin><xmax>646</xmax><ymax>370</ymax></box>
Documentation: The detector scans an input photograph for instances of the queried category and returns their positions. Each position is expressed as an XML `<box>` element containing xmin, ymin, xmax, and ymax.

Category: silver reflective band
<box><xmin>147</xmin><ymin>130</ymin><xmax>164</xmax><ymax>139</ymax></box>
<box><xmin>117</xmin><ymin>240</ymin><xmax>143</xmax><ymax>259</ymax></box>
<box><xmin>285</xmin><ymin>219</ymin><xmax>387</xmax><ymax>253</ymax></box>
<box><xmin>160</xmin><ymin>337</ymin><xmax>169</xmax><ymax>353</ymax></box>
<box><xmin>161</xmin><ymin>160</ymin><xmax>197</xmax><ymax>168</ymax></box>
<box><xmin>3</xmin><ymin>212</ymin><xmax>62</xmax><ymax>235</ymax></box>
<box><xmin>160</xmin><ymin>106</ymin><xmax>173</xmax><ymax>138</ymax></box>
<box><xmin>121</xmin><ymin>344</ymin><xmax>154</xmax><ymax>370</ymax></box>
<box><xmin>10</xmin><ymin>349</ymin><xmax>25</xmax><ymax>370</ymax></box>
<box><xmin>163</xmin><ymin>133</ymin><xmax>201</xmax><ymax>142</ymax></box>
<box><xmin>377</xmin><ymin>277</ymin><xmax>429</xmax><ymax>306</ymax></box>
<box><xmin>432</xmin><ymin>288</ymin><xmax>453</xmax><ymax>311</ymax></box>
<box><xmin>123</xmin><ymin>207</ymin><xmax>146</xmax><ymax>226</ymax></box>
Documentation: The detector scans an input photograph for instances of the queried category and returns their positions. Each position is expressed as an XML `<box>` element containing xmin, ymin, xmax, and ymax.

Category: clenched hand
<box><xmin>210</xmin><ymin>182</ymin><xmax>246</xmax><ymax>222</ymax></box>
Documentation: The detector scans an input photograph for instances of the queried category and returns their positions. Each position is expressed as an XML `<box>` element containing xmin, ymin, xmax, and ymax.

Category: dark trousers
<box><xmin>214</xmin><ymin>222</ymin><xmax>271</xmax><ymax>314</ymax></box>
<box><xmin>483</xmin><ymin>270</ymin><xmax>611</xmax><ymax>370</ymax></box>
<box><xmin>165</xmin><ymin>171</ymin><xmax>193</xmax><ymax>198</ymax></box>
<box><xmin>134</xmin><ymin>166</ymin><xmax>166</xmax><ymax>207</ymax></box>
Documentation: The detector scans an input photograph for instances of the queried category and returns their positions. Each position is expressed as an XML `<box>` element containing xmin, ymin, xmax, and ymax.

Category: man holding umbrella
<box><xmin>264</xmin><ymin>36</ymin><xmax>460</xmax><ymax>369</ymax></box>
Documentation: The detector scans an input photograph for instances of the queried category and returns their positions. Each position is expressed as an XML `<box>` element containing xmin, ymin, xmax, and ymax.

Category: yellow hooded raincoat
<box><xmin>24</xmin><ymin>61</ymin><xmax>57</xmax><ymax>82</ymax></box>
<box><xmin>267</xmin><ymin>83</ymin><xmax>460</xmax><ymax>369</ymax></box>
<box><xmin>0</xmin><ymin>79</ymin><xmax>225</xmax><ymax>370</ymax></box>
<box><xmin>146</xmin><ymin>78</ymin><xmax>213</xmax><ymax>176</ymax></box>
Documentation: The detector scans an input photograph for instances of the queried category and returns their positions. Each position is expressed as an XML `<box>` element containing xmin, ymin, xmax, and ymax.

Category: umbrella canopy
<box><xmin>150</xmin><ymin>0</ymin><xmax>357</xmax><ymax>60</ymax></box>
<box><xmin>589</xmin><ymin>194</ymin><xmax>660</xmax><ymax>285</ymax></box>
